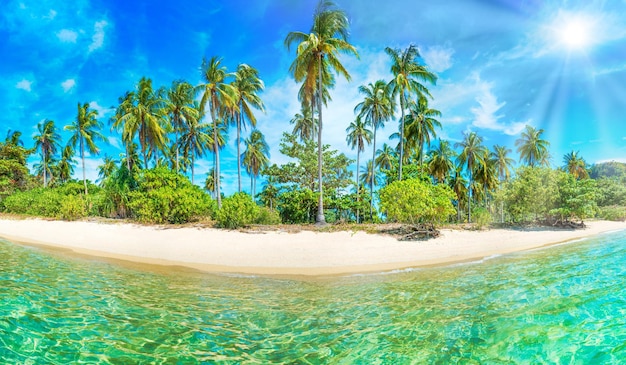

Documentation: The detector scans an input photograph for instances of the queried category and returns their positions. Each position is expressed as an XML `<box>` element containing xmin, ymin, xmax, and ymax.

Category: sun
<box><xmin>554</xmin><ymin>14</ymin><xmax>594</xmax><ymax>51</ymax></box>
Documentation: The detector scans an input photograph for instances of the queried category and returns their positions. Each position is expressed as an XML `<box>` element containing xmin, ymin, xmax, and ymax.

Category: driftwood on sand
<box><xmin>383</xmin><ymin>223</ymin><xmax>441</xmax><ymax>241</ymax></box>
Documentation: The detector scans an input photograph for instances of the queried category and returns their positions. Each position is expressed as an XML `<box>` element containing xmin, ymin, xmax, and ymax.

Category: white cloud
<box><xmin>107</xmin><ymin>136</ymin><xmax>122</xmax><ymax>150</ymax></box>
<box><xmin>61</xmin><ymin>78</ymin><xmax>76</xmax><ymax>92</ymax></box>
<box><xmin>16</xmin><ymin>79</ymin><xmax>32</xmax><ymax>92</ymax></box>
<box><xmin>88</xmin><ymin>20</ymin><xmax>107</xmax><ymax>52</ymax></box>
<box><xmin>422</xmin><ymin>45</ymin><xmax>455</xmax><ymax>73</ymax></box>
<box><xmin>57</xmin><ymin>29</ymin><xmax>78</xmax><ymax>43</ymax></box>
<box><xmin>89</xmin><ymin>101</ymin><xmax>112</xmax><ymax>118</ymax></box>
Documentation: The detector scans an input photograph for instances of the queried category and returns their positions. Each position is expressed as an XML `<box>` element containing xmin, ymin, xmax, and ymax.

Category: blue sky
<box><xmin>2</xmin><ymin>0</ymin><xmax>625</xmax><ymax>194</ymax></box>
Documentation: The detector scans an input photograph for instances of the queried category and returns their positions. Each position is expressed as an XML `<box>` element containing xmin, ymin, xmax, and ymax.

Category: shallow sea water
<box><xmin>1</xmin><ymin>230</ymin><xmax>626</xmax><ymax>364</ymax></box>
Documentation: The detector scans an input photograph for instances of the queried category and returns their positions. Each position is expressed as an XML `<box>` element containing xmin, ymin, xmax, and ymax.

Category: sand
<box><xmin>0</xmin><ymin>218</ymin><xmax>624</xmax><ymax>276</ymax></box>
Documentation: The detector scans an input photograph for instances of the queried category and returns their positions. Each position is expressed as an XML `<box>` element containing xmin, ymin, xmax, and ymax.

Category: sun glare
<box><xmin>555</xmin><ymin>14</ymin><xmax>593</xmax><ymax>51</ymax></box>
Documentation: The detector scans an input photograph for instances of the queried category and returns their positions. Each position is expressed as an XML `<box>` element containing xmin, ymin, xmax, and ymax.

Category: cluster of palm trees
<box><xmin>29</xmin><ymin>58</ymin><xmax>269</xmax><ymax>207</ymax></box>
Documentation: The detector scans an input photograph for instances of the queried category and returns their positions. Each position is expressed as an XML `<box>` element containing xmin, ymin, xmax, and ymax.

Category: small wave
<box><xmin>347</xmin><ymin>267</ymin><xmax>423</xmax><ymax>278</ymax></box>
<box><xmin>447</xmin><ymin>254</ymin><xmax>503</xmax><ymax>268</ymax></box>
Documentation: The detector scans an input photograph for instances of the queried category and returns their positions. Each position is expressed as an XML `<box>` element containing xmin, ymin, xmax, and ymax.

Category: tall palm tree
<box><xmin>449</xmin><ymin>165</ymin><xmax>468</xmax><ymax>223</ymax></box>
<box><xmin>385</xmin><ymin>44</ymin><xmax>437</xmax><ymax>181</ymax></box>
<box><xmin>455</xmin><ymin>131</ymin><xmax>488</xmax><ymax>223</ymax></box>
<box><xmin>165</xmin><ymin>80</ymin><xmax>198</xmax><ymax>173</ymax></box>
<box><xmin>241</xmin><ymin>130</ymin><xmax>270</xmax><ymax>197</ymax></box>
<box><xmin>198</xmin><ymin>56</ymin><xmax>237</xmax><ymax>208</ymax></box>
<box><xmin>427</xmin><ymin>139</ymin><xmax>456</xmax><ymax>184</ymax></box>
<box><xmin>180</xmin><ymin>115</ymin><xmax>212</xmax><ymax>185</ymax></box>
<box><xmin>285</xmin><ymin>0</ymin><xmax>358</xmax><ymax>224</ymax></box>
<box><xmin>516</xmin><ymin>125</ymin><xmax>550</xmax><ymax>167</ymax></box>
<box><xmin>232</xmin><ymin>64</ymin><xmax>265</xmax><ymax>192</ymax></box>
<box><xmin>290</xmin><ymin>106</ymin><xmax>319</xmax><ymax>141</ymax></box>
<box><xmin>354</xmin><ymin>80</ymin><xmax>394</xmax><ymax>220</ymax></box>
<box><xmin>563</xmin><ymin>150</ymin><xmax>588</xmax><ymax>179</ymax></box>
<box><xmin>474</xmin><ymin>157</ymin><xmax>499</xmax><ymax>207</ymax></box>
<box><xmin>204</xmin><ymin>168</ymin><xmax>217</xmax><ymax>199</ymax></box>
<box><xmin>57</xmin><ymin>145</ymin><xmax>75</xmax><ymax>184</ymax></box>
<box><xmin>404</xmin><ymin>95</ymin><xmax>441</xmax><ymax>170</ymax></box>
<box><xmin>65</xmin><ymin>102</ymin><xmax>106</xmax><ymax>195</ymax></box>
<box><xmin>359</xmin><ymin>160</ymin><xmax>380</xmax><ymax>192</ymax></box>
<box><xmin>346</xmin><ymin>116</ymin><xmax>373</xmax><ymax>223</ymax></box>
<box><xmin>33</xmin><ymin>119</ymin><xmax>61</xmax><ymax>188</ymax></box>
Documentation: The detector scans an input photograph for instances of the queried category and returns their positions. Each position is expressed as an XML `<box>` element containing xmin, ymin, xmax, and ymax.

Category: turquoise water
<box><xmin>1</xmin><ymin>231</ymin><xmax>626</xmax><ymax>364</ymax></box>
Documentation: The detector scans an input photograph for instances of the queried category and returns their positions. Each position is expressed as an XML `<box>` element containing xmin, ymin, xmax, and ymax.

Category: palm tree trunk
<box><xmin>43</xmin><ymin>148</ymin><xmax>47</xmax><ymax>188</ymax></box>
<box><xmin>316</xmin><ymin>54</ymin><xmax>325</xmax><ymax>225</ymax></box>
<box><xmin>356</xmin><ymin>149</ymin><xmax>360</xmax><ymax>224</ymax></box>
<box><xmin>468</xmin><ymin>170</ymin><xmax>472</xmax><ymax>223</ymax></box>
<box><xmin>211</xmin><ymin>100</ymin><xmax>221</xmax><ymax>208</ymax></box>
<box><xmin>237</xmin><ymin>110</ymin><xmax>242</xmax><ymax>193</ymax></box>
<box><xmin>251</xmin><ymin>175</ymin><xmax>254</xmax><ymax>197</ymax></box>
<box><xmin>370</xmin><ymin>128</ymin><xmax>376</xmax><ymax>221</ymax></box>
<box><xmin>191</xmin><ymin>153</ymin><xmax>195</xmax><ymax>185</ymax></box>
<box><xmin>399</xmin><ymin>92</ymin><xmax>406</xmax><ymax>181</ymax></box>
<box><xmin>81</xmin><ymin>137</ymin><xmax>87</xmax><ymax>195</ymax></box>
<box><xmin>175</xmin><ymin>125</ymin><xmax>179</xmax><ymax>173</ymax></box>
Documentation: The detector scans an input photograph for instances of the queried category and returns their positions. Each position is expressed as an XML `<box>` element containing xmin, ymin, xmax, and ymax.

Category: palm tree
<box><xmin>427</xmin><ymin>139</ymin><xmax>456</xmax><ymax>184</ymax></box>
<box><xmin>112</xmin><ymin>78</ymin><xmax>167</xmax><ymax>169</ymax></box>
<box><xmin>5</xmin><ymin>129</ymin><xmax>23</xmax><ymax>146</ymax></box>
<box><xmin>65</xmin><ymin>102</ymin><xmax>106</xmax><ymax>195</ymax></box>
<box><xmin>404</xmin><ymin>95</ymin><xmax>442</xmax><ymax>170</ymax></box>
<box><xmin>449</xmin><ymin>165</ymin><xmax>468</xmax><ymax>223</ymax></box>
<box><xmin>165</xmin><ymin>80</ymin><xmax>198</xmax><ymax>173</ymax></box>
<box><xmin>290</xmin><ymin>106</ymin><xmax>318</xmax><ymax>141</ymax></box>
<box><xmin>386</xmin><ymin>44</ymin><xmax>437</xmax><ymax>181</ymax></box>
<box><xmin>241</xmin><ymin>130</ymin><xmax>270</xmax><ymax>197</ymax></box>
<box><xmin>198</xmin><ymin>56</ymin><xmax>237</xmax><ymax>208</ymax></box>
<box><xmin>97</xmin><ymin>155</ymin><xmax>117</xmax><ymax>184</ymax></box>
<box><xmin>180</xmin><ymin>115</ymin><xmax>212</xmax><ymax>185</ymax></box>
<box><xmin>57</xmin><ymin>145</ymin><xmax>75</xmax><ymax>183</ymax></box>
<box><xmin>563</xmin><ymin>150</ymin><xmax>588</xmax><ymax>179</ymax></box>
<box><xmin>346</xmin><ymin>117</ymin><xmax>373</xmax><ymax>223</ymax></box>
<box><xmin>204</xmin><ymin>168</ymin><xmax>218</xmax><ymax>199</ymax></box>
<box><xmin>474</xmin><ymin>157</ymin><xmax>499</xmax><ymax>207</ymax></box>
<box><xmin>355</xmin><ymin>80</ymin><xmax>394</xmax><ymax>220</ymax></box>
<box><xmin>375</xmin><ymin>143</ymin><xmax>396</xmax><ymax>171</ymax></box>
<box><xmin>455</xmin><ymin>131</ymin><xmax>488</xmax><ymax>223</ymax></box>
<box><xmin>33</xmin><ymin>119</ymin><xmax>61</xmax><ymax>188</ymax></box>
<box><xmin>492</xmin><ymin>145</ymin><xmax>515</xmax><ymax>182</ymax></box>
<box><xmin>285</xmin><ymin>0</ymin><xmax>358</xmax><ymax>224</ymax></box>
<box><xmin>516</xmin><ymin>125</ymin><xmax>550</xmax><ymax>167</ymax></box>
<box><xmin>232</xmin><ymin>64</ymin><xmax>265</xmax><ymax>192</ymax></box>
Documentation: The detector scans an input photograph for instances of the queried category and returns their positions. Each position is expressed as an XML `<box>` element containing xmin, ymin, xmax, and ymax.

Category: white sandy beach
<box><xmin>0</xmin><ymin>218</ymin><xmax>624</xmax><ymax>276</ymax></box>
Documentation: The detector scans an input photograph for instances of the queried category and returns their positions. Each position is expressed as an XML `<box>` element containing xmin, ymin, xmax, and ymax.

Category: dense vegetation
<box><xmin>1</xmin><ymin>0</ymin><xmax>624</xmax><ymax>229</ymax></box>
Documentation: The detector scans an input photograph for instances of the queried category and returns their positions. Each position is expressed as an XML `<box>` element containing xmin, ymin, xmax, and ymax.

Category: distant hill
<box><xmin>590</xmin><ymin>161</ymin><xmax>626</xmax><ymax>179</ymax></box>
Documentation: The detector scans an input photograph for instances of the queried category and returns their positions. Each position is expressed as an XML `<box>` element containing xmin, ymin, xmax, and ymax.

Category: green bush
<box><xmin>2</xmin><ymin>188</ymin><xmax>64</xmax><ymax>217</ymax></box>
<box><xmin>128</xmin><ymin>167</ymin><xmax>215</xmax><ymax>224</ymax></box>
<box><xmin>379</xmin><ymin>178</ymin><xmax>456</xmax><ymax>225</ymax></box>
<box><xmin>216</xmin><ymin>192</ymin><xmax>259</xmax><ymax>229</ymax></box>
<box><xmin>255</xmin><ymin>206</ymin><xmax>282</xmax><ymax>225</ymax></box>
<box><xmin>597</xmin><ymin>206</ymin><xmax>626</xmax><ymax>221</ymax></box>
<box><xmin>59</xmin><ymin>195</ymin><xmax>86</xmax><ymax>221</ymax></box>
<box><xmin>472</xmin><ymin>207</ymin><xmax>492</xmax><ymax>229</ymax></box>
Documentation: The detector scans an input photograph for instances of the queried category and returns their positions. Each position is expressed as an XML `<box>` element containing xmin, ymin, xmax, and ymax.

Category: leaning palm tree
<box><xmin>346</xmin><ymin>116</ymin><xmax>372</xmax><ymax>223</ymax></box>
<box><xmin>563</xmin><ymin>150</ymin><xmax>588</xmax><ymax>179</ymax></box>
<box><xmin>285</xmin><ymin>0</ymin><xmax>358</xmax><ymax>224</ymax></box>
<box><xmin>198</xmin><ymin>56</ymin><xmax>237</xmax><ymax>208</ymax></box>
<box><xmin>241</xmin><ymin>130</ymin><xmax>270</xmax><ymax>197</ymax></box>
<box><xmin>404</xmin><ymin>95</ymin><xmax>442</xmax><ymax>170</ymax></box>
<box><xmin>516</xmin><ymin>125</ymin><xmax>550</xmax><ymax>167</ymax></box>
<box><xmin>65</xmin><ymin>102</ymin><xmax>106</xmax><ymax>195</ymax></box>
<box><xmin>386</xmin><ymin>44</ymin><xmax>437</xmax><ymax>181</ymax></box>
<box><xmin>455</xmin><ymin>131</ymin><xmax>488</xmax><ymax>223</ymax></box>
<box><xmin>165</xmin><ymin>80</ymin><xmax>198</xmax><ymax>173</ymax></box>
<box><xmin>290</xmin><ymin>106</ymin><xmax>319</xmax><ymax>142</ymax></box>
<box><xmin>354</xmin><ymin>80</ymin><xmax>394</xmax><ymax>219</ymax></box>
<box><xmin>232</xmin><ymin>64</ymin><xmax>265</xmax><ymax>192</ymax></box>
<box><xmin>33</xmin><ymin>119</ymin><xmax>61</xmax><ymax>188</ymax></box>
<box><xmin>427</xmin><ymin>139</ymin><xmax>456</xmax><ymax>184</ymax></box>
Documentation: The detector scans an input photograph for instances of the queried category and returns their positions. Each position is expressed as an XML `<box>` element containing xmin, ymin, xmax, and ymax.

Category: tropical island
<box><xmin>0</xmin><ymin>0</ymin><xmax>625</xmax><ymax>275</ymax></box>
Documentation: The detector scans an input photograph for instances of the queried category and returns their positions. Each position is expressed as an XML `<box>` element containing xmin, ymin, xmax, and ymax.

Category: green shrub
<box><xmin>59</xmin><ymin>195</ymin><xmax>86</xmax><ymax>221</ymax></box>
<box><xmin>379</xmin><ymin>178</ymin><xmax>456</xmax><ymax>225</ymax></box>
<box><xmin>472</xmin><ymin>207</ymin><xmax>492</xmax><ymax>229</ymax></box>
<box><xmin>2</xmin><ymin>188</ymin><xmax>64</xmax><ymax>217</ymax></box>
<box><xmin>216</xmin><ymin>192</ymin><xmax>259</xmax><ymax>229</ymax></box>
<box><xmin>255</xmin><ymin>206</ymin><xmax>282</xmax><ymax>225</ymax></box>
<box><xmin>597</xmin><ymin>206</ymin><xmax>626</xmax><ymax>221</ymax></box>
<box><xmin>128</xmin><ymin>167</ymin><xmax>214</xmax><ymax>224</ymax></box>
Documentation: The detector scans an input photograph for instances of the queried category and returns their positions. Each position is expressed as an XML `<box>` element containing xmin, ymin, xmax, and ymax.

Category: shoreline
<box><xmin>0</xmin><ymin>218</ymin><xmax>624</xmax><ymax>277</ymax></box>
